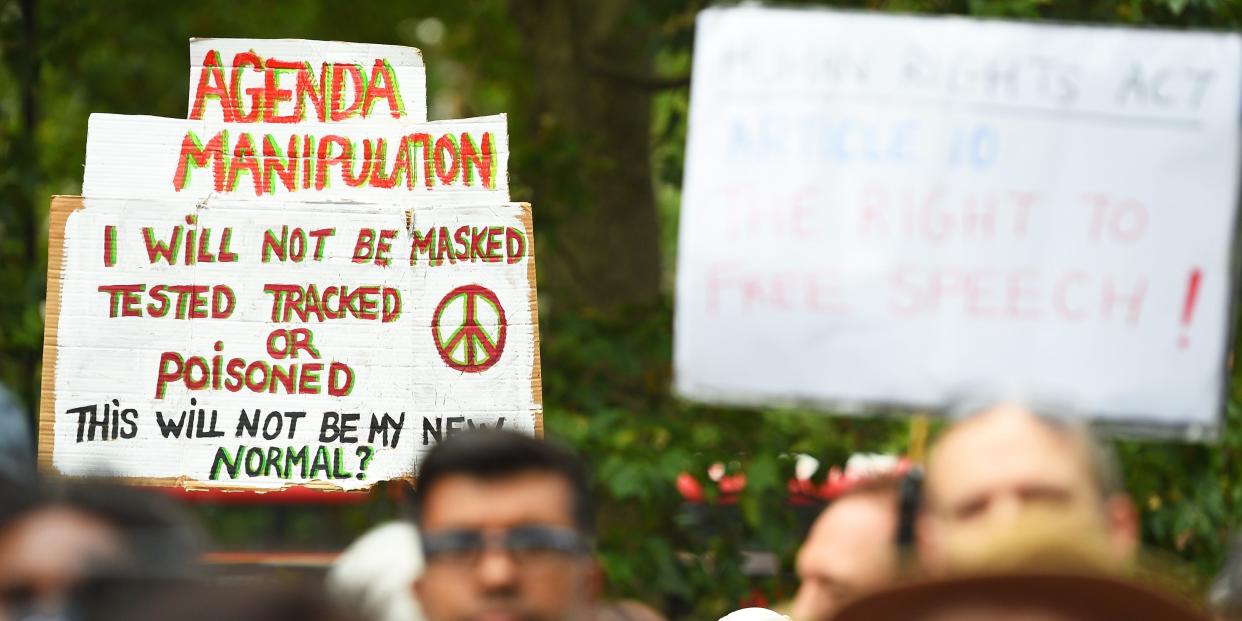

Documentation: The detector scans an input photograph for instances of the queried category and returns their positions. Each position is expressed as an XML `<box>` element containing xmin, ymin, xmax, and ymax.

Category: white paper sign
<box><xmin>675</xmin><ymin>6</ymin><xmax>1242</xmax><ymax>433</ymax></box>
<box><xmin>83</xmin><ymin>113</ymin><xmax>509</xmax><ymax>206</ymax></box>
<box><xmin>43</xmin><ymin>197</ymin><xmax>539</xmax><ymax>489</ymax></box>
<box><xmin>188</xmin><ymin>38</ymin><xmax>427</xmax><ymax>124</ymax></box>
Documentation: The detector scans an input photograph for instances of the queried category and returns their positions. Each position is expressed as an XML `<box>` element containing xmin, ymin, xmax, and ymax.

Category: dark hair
<box><xmin>411</xmin><ymin>430</ymin><xmax>595</xmax><ymax>537</ymax></box>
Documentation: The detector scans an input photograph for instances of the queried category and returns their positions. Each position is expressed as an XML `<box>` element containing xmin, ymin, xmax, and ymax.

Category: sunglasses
<box><xmin>421</xmin><ymin>525</ymin><xmax>590</xmax><ymax>568</ymax></box>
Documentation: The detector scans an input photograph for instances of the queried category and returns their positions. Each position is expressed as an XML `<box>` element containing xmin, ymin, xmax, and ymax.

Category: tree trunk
<box><xmin>0</xmin><ymin>0</ymin><xmax>42</xmax><ymax>412</ymax></box>
<box><xmin>510</xmin><ymin>0</ymin><xmax>663</xmax><ymax>311</ymax></box>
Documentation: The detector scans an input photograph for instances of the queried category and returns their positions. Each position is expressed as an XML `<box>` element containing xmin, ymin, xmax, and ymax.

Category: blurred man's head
<box><xmin>413</xmin><ymin>430</ymin><xmax>597</xmax><ymax>621</ymax></box>
<box><xmin>919</xmin><ymin>404</ymin><xmax>1137</xmax><ymax>575</ymax></box>
<box><xmin>791</xmin><ymin>478</ymin><xmax>902</xmax><ymax>621</ymax></box>
<box><xmin>0</xmin><ymin>478</ymin><xmax>199</xmax><ymax>621</ymax></box>
<box><xmin>0</xmin><ymin>503</ymin><xmax>124</xmax><ymax>620</ymax></box>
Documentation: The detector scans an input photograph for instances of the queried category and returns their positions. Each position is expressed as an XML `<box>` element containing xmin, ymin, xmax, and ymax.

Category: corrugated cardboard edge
<box><xmin>520</xmin><ymin>203</ymin><xmax>545</xmax><ymax>438</ymax></box>
<box><xmin>37</xmin><ymin>196</ymin><xmax>81</xmax><ymax>474</ymax></box>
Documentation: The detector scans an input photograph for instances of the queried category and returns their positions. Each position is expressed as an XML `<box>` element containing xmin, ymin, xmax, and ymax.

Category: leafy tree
<box><xmin>3</xmin><ymin>0</ymin><xmax>1242</xmax><ymax>618</ymax></box>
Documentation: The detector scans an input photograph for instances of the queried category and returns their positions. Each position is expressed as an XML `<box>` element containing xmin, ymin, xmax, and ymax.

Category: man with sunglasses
<box><xmin>413</xmin><ymin>429</ymin><xmax>598</xmax><ymax>621</ymax></box>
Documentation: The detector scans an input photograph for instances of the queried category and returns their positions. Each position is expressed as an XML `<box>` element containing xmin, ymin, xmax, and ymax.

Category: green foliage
<box><xmin>5</xmin><ymin>1</ymin><xmax>1242</xmax><ymax>619</ymax></box>
<box><xmin>541</xmin><ymin>302</ymin><xmax>905</xmax><ymax>615</ymax></box>
<box><xmin>1118</xmin><ymin>398</ymin><xmax>1242</xmax><ymax>587</ymax></box>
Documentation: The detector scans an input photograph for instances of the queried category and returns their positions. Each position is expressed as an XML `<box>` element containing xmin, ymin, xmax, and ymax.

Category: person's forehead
<box><xmin>0</xmin><ymin>507</ymin><xmax>124</xmax><ymax>587</ymax></box>
<box><xmin>927</xmin><ymin>411</ymin><xmax>1092</xmax><ymax>501</ymax></box>
<box><xmin>1</xmin><ymin>506</ymin><xmax>121</xmax><ymax>552</ymax></box>
<box><xmin>799</xmin><ymin>494</ymin><xmax>897</xmax><ymax>572</ymax></box>
<box><xmin>420</xmin><ymin>470</ymin><xmax>576</xmax><ymax>531</ymax></box>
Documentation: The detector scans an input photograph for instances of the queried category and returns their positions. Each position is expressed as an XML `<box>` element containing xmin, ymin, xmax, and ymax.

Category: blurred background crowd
<box><xmin>5</xmin><ymin>408</ymin><xmax>1242</xmax><ymax>621</ymax></box>
<box><xmin>6</xmin><ymin>0</ymin><xmax>1242</xmax><ymax>620</ymax></box>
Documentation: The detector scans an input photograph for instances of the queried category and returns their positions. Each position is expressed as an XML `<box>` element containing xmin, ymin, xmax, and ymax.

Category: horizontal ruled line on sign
<box><xmin>711</xmin><ymin>90</ymin><xmax>1205</xmax><ymax>132</ymax></box>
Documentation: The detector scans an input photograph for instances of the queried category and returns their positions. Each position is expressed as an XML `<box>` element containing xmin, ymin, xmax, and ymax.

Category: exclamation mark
<box><xmin>103</xmin><ymin>225</ymin><xmax>117</xmax><ymax>267</ymax></box>
<box><xmin>1179</xmin><ymin>268</ymin><xmax>1202</xmax><ymax>350</ymax></box>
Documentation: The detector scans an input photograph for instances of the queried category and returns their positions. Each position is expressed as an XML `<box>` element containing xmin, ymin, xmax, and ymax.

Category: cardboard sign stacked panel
<box><xmin>82</xmin><ymin>114</ymin><xmax>510</xmax><ymax>205</ymax></box>
<box><xmin>40</xmin><ymin>39</ymin><xmax>541</xmax><ymax>490</ymax></box>
<box><xmin>674</xmin><ymin>7</ymin><xmax>1242</xmax><ymax>435</ymax></box>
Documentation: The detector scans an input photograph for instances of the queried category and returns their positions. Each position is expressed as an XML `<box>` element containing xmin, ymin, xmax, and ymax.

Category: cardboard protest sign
<box><xmin>83</xmin><ymin>114</ymin><xmax>509</xmax><ymax>205</ymax></box>
<box><xmin>188</xmin><ymin>38</ymin><xmax>427</xmax><ymax>123</ymax></box>
<box><xmin>39</xmin><ymin>38</ymin><xmax>539</xmax><ymax>490</ymax></box>
<box><xmin>675</xmin><ymin>6</ymin><xmax>1242</xmax><ymax>434</ymax></box>
<box><xmin>41</xmin><ymin>197</ymin><xmax>538</xmax><ymax>489</ymax></box>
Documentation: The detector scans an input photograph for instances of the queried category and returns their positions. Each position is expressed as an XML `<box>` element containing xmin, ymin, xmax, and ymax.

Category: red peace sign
<box><xmin>432</xmin><ymin>284</ymin><xmax>507</xmax><ymax>373</ymax></box>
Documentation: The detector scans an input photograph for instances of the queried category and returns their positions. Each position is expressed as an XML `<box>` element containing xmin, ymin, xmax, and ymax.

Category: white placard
<box><xmin>82</xmin><ymin>113</ymin><xmax>509</xmax><ymax>206</ymax></box>
<box><xmin>675</xmin><ymin>6</ymin><xmax>1242</xmax><ymax>433</ymax></box>
<box><xmin>188</xmin><ymin>38</ymin><xmax>427</xmax><ymax>124</ymax></box>
<box><xmin>43</xmin><ymin>197</ymin><xmax>539</xmax><ymax>489</ymax></box>
<box><xmin>42</xmin><ymin>36</ymin><xmax>539</xmax><ymax>489</ymax></box>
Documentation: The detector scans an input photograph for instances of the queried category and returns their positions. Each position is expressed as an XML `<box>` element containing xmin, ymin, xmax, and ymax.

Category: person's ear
<box><xmin>587</xmin><ymin>558</ymin><xmax>603</xmax><ymax>601</ymax></box>
<box><xmin>413</xmin><ymin>575</ymin><xmax>428</xmax><ymax>607</ymax></box>
<box><xmin>916</xmin><ymin>510</ymin><xmax>944</xmax><ymax>577</ymax></box>
<box><xmin>1104</xmin><ymin>493</ymin><xmax>1139</xmax><ymax>565</ymax></box>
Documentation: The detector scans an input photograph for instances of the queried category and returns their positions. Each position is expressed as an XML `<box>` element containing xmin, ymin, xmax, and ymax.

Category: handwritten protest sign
<box><xmin>188</xmin><ymin>38</ymin><xmax>427</xmax><ymax>123</ymax></box>
<box><xmin>675</xmin><ymin>6</ymin><xmax>1242</xmax><ymax>434</ymax></box>
<box><xmin>39</xmin><ymin>39</ymin><xmax>539</xmax><ymax>489</ymax></box>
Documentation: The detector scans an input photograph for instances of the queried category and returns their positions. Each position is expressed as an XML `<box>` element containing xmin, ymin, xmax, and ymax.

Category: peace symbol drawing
<box><xmin>431</xmin><ymin>284</ymin><xmax>508</xmax><ymax>373</ymax></box>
